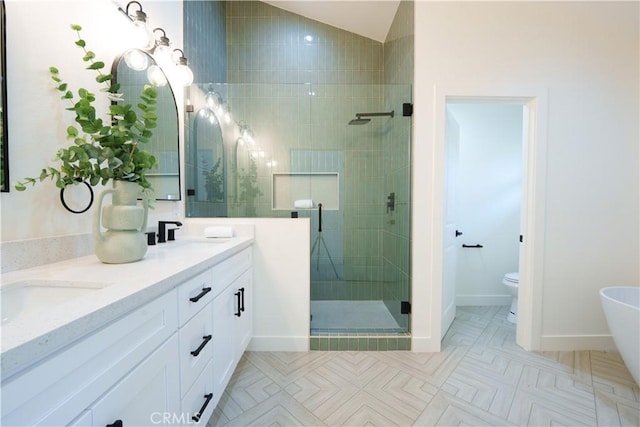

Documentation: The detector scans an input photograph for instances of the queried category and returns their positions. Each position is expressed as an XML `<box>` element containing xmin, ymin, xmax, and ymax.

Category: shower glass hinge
<box><xmin>401</xmin><ymin>301</ymin><xmax>411</xmax><ymax>314</ymax></box>
<box><xmin>402</xmin><ymin>103</ymin><xmax>413</xmax><ymax>117</ymax></box>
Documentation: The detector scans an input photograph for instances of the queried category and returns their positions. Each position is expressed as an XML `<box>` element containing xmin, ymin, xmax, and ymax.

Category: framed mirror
<box><xmin>1</xmin><ymin>0</ymin><xmax>9</xmax><ymax>192</ymax></box>
<box><xmin>193</xmin><ymin>105</ymin><xmax>227</xmax><ymax>216</ymax></box>
<box><xmin>112</xmin><ymin>49</ymin><xmax>180</xmax><ymax>200</ymax></box>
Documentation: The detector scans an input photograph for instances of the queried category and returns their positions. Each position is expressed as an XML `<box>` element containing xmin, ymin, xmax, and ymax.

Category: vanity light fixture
<box><xmin>118</xmin><ymin>1</ymin><xmax>154</xmax><ymax>49</ymax></box>
<box><xmin>172</xmin><ymin>49</ymin><xmax>194</xmax><ymax>87</ymax></box>
<box><xmin>152</xmin><ymin>28</ymin><xmax>172</xmax><ymax>66</ymax></box>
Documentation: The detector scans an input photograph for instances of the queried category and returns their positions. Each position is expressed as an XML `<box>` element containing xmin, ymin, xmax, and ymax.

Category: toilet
<box><xmin>502</xmin><ymin>272</ymin><xmax>519</xmax><ymax>323</ymax></box>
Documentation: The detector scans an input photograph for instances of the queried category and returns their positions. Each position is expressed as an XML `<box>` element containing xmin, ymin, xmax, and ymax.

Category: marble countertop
<box><xmin>0</xmin><ymin>236</ymin><xmax>253</xmax><ymax>379</ymax></box>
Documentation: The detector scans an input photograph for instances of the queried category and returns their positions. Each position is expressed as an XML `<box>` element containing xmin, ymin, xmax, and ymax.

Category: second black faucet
<box><xmin>158</xmin><ymin>221</ymin><xmax>182</xmax><ymax>243</ymax></box>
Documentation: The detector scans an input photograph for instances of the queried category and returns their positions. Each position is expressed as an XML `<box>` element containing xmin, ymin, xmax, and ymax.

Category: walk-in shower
<box><xmin>186</xmin><ymin>83</ymin><xmax>412</xmax><ymax>346</ymax></box>
<box><xmin>348</xmin><ymin>110</ymin><xmax>395</xmax><ymax>125</ymax></box>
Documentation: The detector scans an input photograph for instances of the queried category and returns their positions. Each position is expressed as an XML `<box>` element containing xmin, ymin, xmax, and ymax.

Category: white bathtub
<box><xmin>600</xmin><ymin>286</ymin><xmax>640</xmax><ymax>385</ymax></box>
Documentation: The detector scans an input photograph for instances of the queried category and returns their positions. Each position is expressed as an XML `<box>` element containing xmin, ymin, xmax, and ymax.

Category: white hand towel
<box><xmin>294</xmin><ymin>199</ymin><xmax>314</xmax><ymax>209</ymax></box>
<box><xmin>204</xmin><ymin>226</ymin><xmax>234</xmax><ymax>238</ymax></box>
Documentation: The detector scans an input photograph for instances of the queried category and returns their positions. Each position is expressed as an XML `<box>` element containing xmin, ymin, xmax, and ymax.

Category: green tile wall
<box><xmin>310</xmin><ymin>336</ymin><xmax>411</xmax><ymax>351</ymax></box>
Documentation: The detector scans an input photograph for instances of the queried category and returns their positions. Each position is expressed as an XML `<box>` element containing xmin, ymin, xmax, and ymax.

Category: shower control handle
<box><xmin>462</xmin><ymin>244</ymin><xmax>483</xmax><ymax>248</ymax></box>
<box><xmin>455</xmin><ymin>230</ymin><xmax>463</xmax><ymax>237</ymax></box>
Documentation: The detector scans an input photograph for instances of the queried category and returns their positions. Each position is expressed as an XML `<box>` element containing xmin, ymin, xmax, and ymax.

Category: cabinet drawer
<box><xmin>211</xmin><ymin>248</ymin><xmax>252</xmax><ymax>297</ymax></box>
<box><xmin>91</xmin><ymin>334</ymin><xmax>180</xmax><ymax>427</ymax></box>
<box><xmin>1</xmin><ymin>290</ymin><xmax>178</xmax><ymax>427</ymax></box>
<box><xmin>179</xmin><ymin>303</ymin><xmax>213</xmax><ymax>396</ymax></box>
<box><xmin>181</xmin><ymin>360</ymin><xmax>215</xmax><ymax>426</ymax></box>
<box><xmin>178</xmin><ymin>269</ymin><xmax>214</xmax><ymax>326</ymax></box>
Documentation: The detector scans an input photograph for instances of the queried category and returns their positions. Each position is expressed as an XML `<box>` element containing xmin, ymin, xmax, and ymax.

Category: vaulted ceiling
<box><xmin>262</xmin><ymin>1</ymin><xmax>401</xmax><ymax>43</ymax></box>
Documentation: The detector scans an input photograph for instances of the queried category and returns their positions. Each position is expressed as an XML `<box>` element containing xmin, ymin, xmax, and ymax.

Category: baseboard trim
<box><xmin>456</xmin><ymin>295</ymin><xmax>512</xmax><ymax>306</ymax></box>
<box><xmin>248</xmin><ymin>336</ymin><xmax>309</xmax><ymax>352</ymax></box>
<box><xmin>539</xmin><ymin>334</ymin><xmax>617</xmax><ymax>351</ymax></box>
<box><xmin>411</xmin><ymin>336</ymin><xmax>441</xmax><ymax>352</ymax></box>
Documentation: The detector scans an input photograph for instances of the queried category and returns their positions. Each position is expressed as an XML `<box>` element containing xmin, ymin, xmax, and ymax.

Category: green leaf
<box><xmin>124</xmin><ymin>110</ymin><xmax>137</xmax><ymax>124</ymax></box>
<box><xmin>70</xmin><ymin>24</ymin><xmax>82</xmax><ymax>31</ymax></box>
<box><xmin>67</xmin><ymin>126</ymin><xmax>78</xmax><ymax>137</ymax></box>
<box><xmin>49</xmin><ymin>66</ymin><xmax>59</xmax><ymax>74</ymax></box>
<box><xmin>62</xmin><ymin>91</ymin><xmax>73</xmax><ymax>100</ymax></box>
<box><xmin>96</xmin><ymin>74</ymin><xmax>112</xmax><ymax>83</ymax></box>
<box><xmin>82</xmin><ymin>51</ymin><xmax>95</xmax><ymax>62</ymax></box>
<box><xmin>87</xmin><ymin>61</ymin><xmax>105</xmax><ymax>70</ymax></box>
<box><xmin>57</xmin><ymin>83</ymin><xmax>68</xmax><ymax>92</ymax></box>
<box><xmin>14</xmin><ymin>182</ymin><xmax>26</xmax><ymax>191</ymax></box>
<box><xmin>75</xmin><ymin>39</ymin><xmax>86</xmax><ymax>48</ymax></box>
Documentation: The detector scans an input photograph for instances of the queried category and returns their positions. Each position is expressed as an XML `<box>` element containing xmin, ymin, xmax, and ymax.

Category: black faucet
<box><xmin>158</xmin><ymin>221</ymin><xmax>183</xmax><ymax>243</ymax></box>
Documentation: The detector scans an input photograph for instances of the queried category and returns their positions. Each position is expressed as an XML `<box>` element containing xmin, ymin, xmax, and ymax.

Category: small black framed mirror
<box><xmin>1</xmin><ymin>0</ymin><xmax>9</xmax><ymax>192</ymax></box>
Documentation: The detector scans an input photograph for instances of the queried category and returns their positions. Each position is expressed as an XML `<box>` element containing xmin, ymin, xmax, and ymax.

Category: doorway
<box><xmin>434</xmin><ymin>88</ymin><xmax>549</xmax><ymax>351</ymax></box>
<box><xmin>442</xmin><ymin>102</ymin><xmax>525</xmax><ymax>337</ymax></box>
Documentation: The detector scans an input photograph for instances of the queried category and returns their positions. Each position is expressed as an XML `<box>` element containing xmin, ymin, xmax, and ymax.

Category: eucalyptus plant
<box><xmin>15</xmin><ymin>24</ymin><xmax>158</xmax><ymax>192</ymax></box>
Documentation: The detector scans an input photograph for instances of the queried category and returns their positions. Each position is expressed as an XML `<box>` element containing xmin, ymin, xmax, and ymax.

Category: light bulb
<box><xmin>223</xmin><ymin>106</ymin><xmax>232</xmax><ymax>124</ymax></box>
<box><xmin>154</xmin><ymin>44</ymin><xmax>173</xmax><ymax>67</ymax></box>
<box><xmin>132</xmin><ymin>20</ymin><xmax>154</xmax><ymax>50</ymax></box>
<box><xmin>205</xmin><ymin>92</ymin><xmax>220</xmax><ymax>110</ymax></box>
<box><xmin>175</xmin><ymin>64</ymin><xmax>194</xmax><ymax>87</ymax></box>
<box><xmin>147</xmin><ymin>65</ymin><xmax>167</xmax><ymax>87</ymax></box>
<box><xmin>123</xmin><ymin>49</ymin><xmax>149</xmax><ymax>71</ymax></box>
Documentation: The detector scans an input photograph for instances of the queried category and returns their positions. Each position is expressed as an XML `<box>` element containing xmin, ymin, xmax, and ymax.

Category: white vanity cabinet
<box><xmin>1</xmin><ymin>290</ymin><xmax>179</xmax><ymax>427</ymax></box>
<box><xmin>180</xmin><ymin>247</ymin><xmax>253</xmax><ymax>421</ymax></box>
<box><xmin>1</xmin><ymin>240</ymin><xmax>254</xmax><ymax>427</ymax></box>
<box><xmin>211</xmin><ymin>255</ymin><xmax>253</xmax><ymax>410</ymax></box>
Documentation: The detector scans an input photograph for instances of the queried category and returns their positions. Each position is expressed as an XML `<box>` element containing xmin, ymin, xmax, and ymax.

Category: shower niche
<box><xmin>272</xmin><ymin>172</ymin><xmax>339</xmax><ymax>211</ymax></box>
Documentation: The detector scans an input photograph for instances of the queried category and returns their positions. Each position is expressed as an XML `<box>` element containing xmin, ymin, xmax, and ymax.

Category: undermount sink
<box><xmin>1</xmin><ymin>279</ymin><xmax>110</xmax><ymax>324</ymax></box>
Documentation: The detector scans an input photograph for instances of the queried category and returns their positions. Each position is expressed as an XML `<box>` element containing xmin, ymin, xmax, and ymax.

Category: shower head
<box><xmin>348</xmin><ymin>110</ymin><xmax>394</xmax><ymax>125</ymax></box>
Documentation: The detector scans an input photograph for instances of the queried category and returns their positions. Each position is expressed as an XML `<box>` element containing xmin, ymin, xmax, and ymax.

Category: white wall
<box><xmin>449</xmin><ymin>102</ymin><xmax>522</xmax><ymax>306</ymax></box>
<box><xmin>412</xmin><ymin>2</ymin><xmax>639</xmax><ymax>351</ymax></box>
<box><xmin>184</xmin><ymin>218</ymin><xmax>311</xmax><ymax>352</ymax></box>
<box><xmin>1</xmin><ymin>0</ymin><xmax>183</xmax><ymax>243</ymax></box>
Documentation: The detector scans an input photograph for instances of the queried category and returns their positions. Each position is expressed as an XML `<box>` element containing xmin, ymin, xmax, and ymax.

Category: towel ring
<box><xmin>60</xmin><ymin>179</ymin><xmax>94</xmax><ymax>214</ymax></box>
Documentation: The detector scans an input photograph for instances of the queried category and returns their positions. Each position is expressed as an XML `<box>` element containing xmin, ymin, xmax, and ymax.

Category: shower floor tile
<box><xmin>310</xmin><ymin>300</ymin><xmax>404</xmax><ymax>335</ymax></box>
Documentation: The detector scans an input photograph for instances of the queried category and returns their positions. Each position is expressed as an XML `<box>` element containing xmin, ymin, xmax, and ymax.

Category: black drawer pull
<box><xmin>239</xmin><ymin>287</ymin><xmax>245</xmax><ymax>312</ymax></box>
<box><xmin>191</xmin><ymin>393</ymin><xmax>214</xmax><ymax>422</ymax></box>
<box><xmin>234</xmin><ymin>291</ymin><xmax>242</xmax><ymax>317</ymax></box>
<box><xmin>189</xmin><ymin>287</ymin><xmax>212</xmax><ymax>303</ymax></box>
<box><xmin>106</xmin><ymin>420</ymin><xmax>123</xmax><ymax>427</ymax></box>
<box><xmin>462</xmin><ymin>244</ymin><xmax>483</xmax><ymax>248</ymax></box>
<box><xmin>190</xmin><ymin>335</ymin><xmax>212</xmax><ymax>357</ymax></box>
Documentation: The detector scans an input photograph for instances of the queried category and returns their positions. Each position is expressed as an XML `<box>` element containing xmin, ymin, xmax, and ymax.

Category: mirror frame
<box><xmin>1</xmin><ymin>0</ymin><xmax>9</xmax><ymax>192</ymax></box>
<box><xmin>111</xmin><ymin>50</ymin><xmax>181</xmax><ymax>201</ymax></box>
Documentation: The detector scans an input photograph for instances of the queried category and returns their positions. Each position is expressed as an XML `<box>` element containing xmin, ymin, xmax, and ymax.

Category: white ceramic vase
<box><xmin>93</xmin><ymin>180</ymin><xmax>149</xmax><ymax>264</ymax></box>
